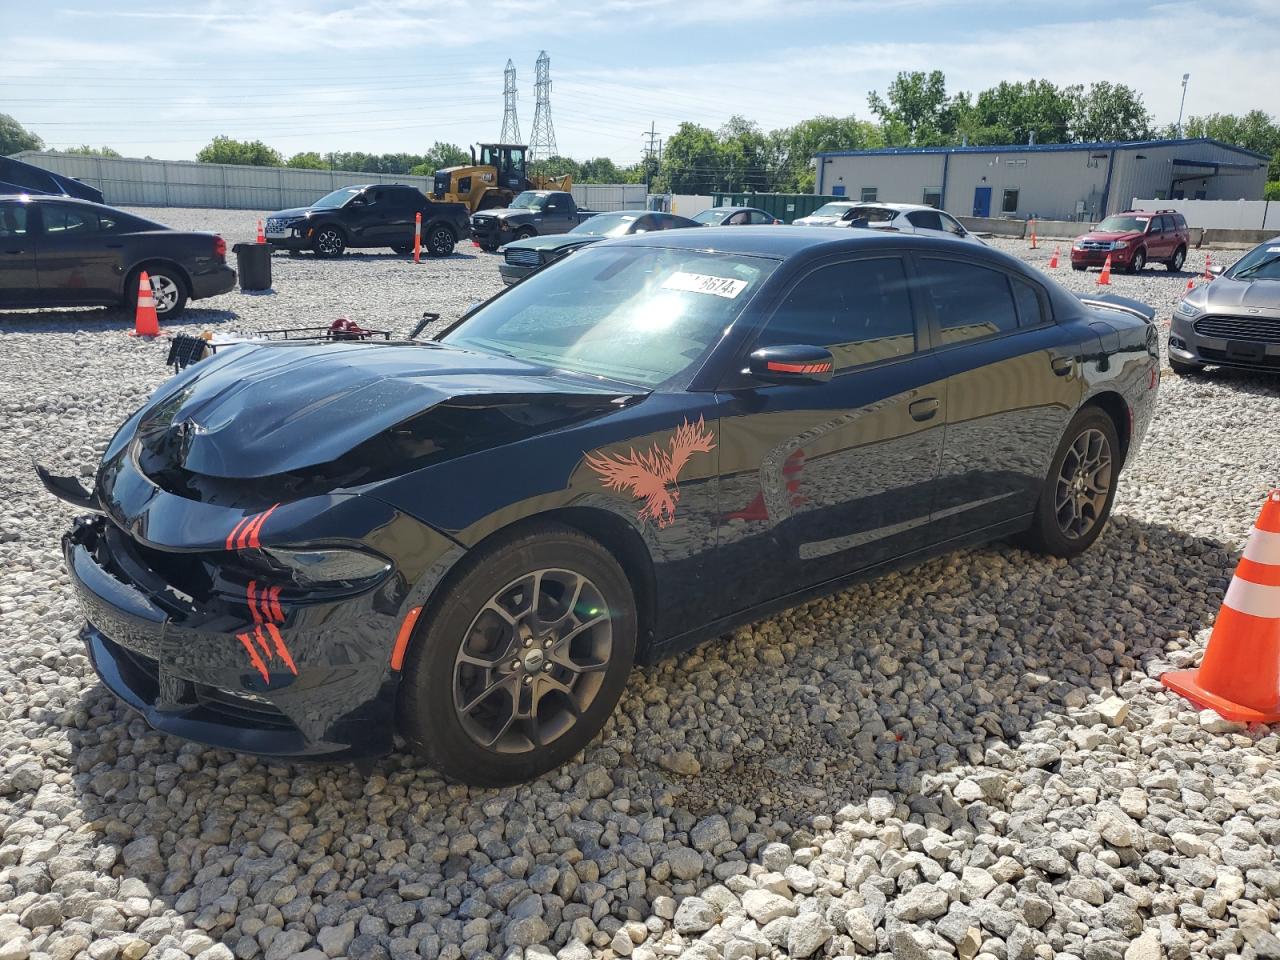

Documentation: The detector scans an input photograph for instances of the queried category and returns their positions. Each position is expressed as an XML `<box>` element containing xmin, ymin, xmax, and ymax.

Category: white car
<box><xmin>794</xmin><ymin>202</ymin><xmax>983</xmax><ymax>245</ymax></box>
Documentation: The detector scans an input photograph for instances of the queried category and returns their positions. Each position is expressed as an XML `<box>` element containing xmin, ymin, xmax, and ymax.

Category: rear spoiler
<box><xmin>1075</xmin><ymin>292</ymin><xmax>1156</xmax><ymax>324</ymax></box>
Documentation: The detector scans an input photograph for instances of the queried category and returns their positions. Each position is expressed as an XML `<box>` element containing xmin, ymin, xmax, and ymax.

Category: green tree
<box><xmin>1182</xmin><ymin>111</ymin><xmax>1280</xmax><ymax>179</ymax></box>
<box><xmin>579</xmin><ymin>157</ymin><xmax>623</xmax><ymax>183</ymax></box>
<box><xmin>661</xmin><ymin>122</ymin><xmax>728</xmax><ymax>193</ymax></box>
<box><xmin>48</xmin><ymin>145</ymin><xmax>122</xmax><ymax>158</ymax></box>
<box><xmin>0</xmin><ymin>113</ymin><xmax>43</xmax><ymax>154</ymax></box>
<box><xmin>867</xmin><ymin>70</ymin><xmax>960</xmax><ymax>146</ymax></box>
<box><xmin>1067</xmin><ymin>83</ymin><xmax>1152</xmax><ymax>142</ymax></box>
<box><xmin>197</xmin><ymin>136</ymin><xmax>283</xmax><ymax>166</ymax></box>
<box><xmin>286</xmin><ymin>151</ymin><xmax>327</xmax><ymax>169</ymax></box>
<box><xmin>769</xmin><ymin>116</ymin><xmax>883</xmax><ymax>192</ymax></box>
<box><xmin>966</xmin><ymin>80</ymin><xmax>1074</xmax><ymax>145</ymax></box>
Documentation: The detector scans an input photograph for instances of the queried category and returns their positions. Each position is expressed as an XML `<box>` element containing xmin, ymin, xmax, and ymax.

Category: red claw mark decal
<box><xmin>585</xmin><ymin>417</ymin><xmax>716</xmax><ymax>528</ymax></box>
<box><xmin>225</xmin><ymin>503</ymin><xmax>280</xmax><ymax>551</ymax></box>
<box><xmin>236</xmin><ymin>580</ymin><xmax>297</xmax><ymax>683</ymax></box>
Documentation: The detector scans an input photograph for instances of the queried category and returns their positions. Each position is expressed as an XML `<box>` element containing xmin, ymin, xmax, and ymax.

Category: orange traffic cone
<box><xmin>256</xmin><ymin>220</ymin><xmax>266</xmax><ymax>244</ymax></box>
<box><xmin>1028</xmin><ymin>219</ymin><xmax>1038</xmax><ymax>249</ymax></box>
<box><xmin>1048</xmin><ymin>248</ymin><xmax>1060</xmax><ymax>269</ymax></box>
<box><xmin>1203</xmin><ymin>253</ymin><xmax>1214</xmax><ymax>281</ymax></box>
<box><xmin>1162</xmin><ymin>490</ymin><xmax>1280</xmax><ymax>723</ymax></box>
<box><xmin>129</xmin><ymin>271</ymin><xmax>160</xmax><ymax>337</ymax></box>
<box><xmin>1097</xmin><ymin>255</ymin><xmax>1113</xmax><ymax>285</ymax></box>
<box><xmin>1185</xmin><ymin>278</ymin><xmax>1196</xmax><ymax>292</ymax></box>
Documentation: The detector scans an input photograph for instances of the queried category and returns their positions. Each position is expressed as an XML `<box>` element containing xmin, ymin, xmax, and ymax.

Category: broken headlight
<box><xmin>262</xmin><ymin>546</ymin><xmax>391</xmax><ymax>588</ymax></box>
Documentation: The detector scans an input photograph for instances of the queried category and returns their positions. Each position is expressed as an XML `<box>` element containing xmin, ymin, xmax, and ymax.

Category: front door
<box><xmin>914</xmin><ymin>254</ymin><xmax>1089</xmax><ymax>539</ymax></box>
<box><xmin>715</xmin><ymin>254</ymin><xmax>947</xmax><ymax>613</ymax></box>
<box><xmin>972</xmin><ymin>187</ymin><xmax>992</xmax><ymax>218</ymax></box>
<box><xmin>0</xmin><ymin>200</ymin><xmax>38</xmax><ymax>307</ymax></box>
<box><xmin>34</xmin><ymin>201</ymin><xmax>121</xmax><ymax>304</ymax></box>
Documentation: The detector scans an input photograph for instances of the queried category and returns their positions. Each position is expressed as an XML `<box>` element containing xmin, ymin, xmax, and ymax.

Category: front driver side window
<box><xmin>0</xmin><ymin>203</ymin><xmax>27</xmax><ymax>237</ymax></box>
<box><xmin>756</xmin><ymin>258</ymin><xmax>917</xmax><ymax>370</ymax></box>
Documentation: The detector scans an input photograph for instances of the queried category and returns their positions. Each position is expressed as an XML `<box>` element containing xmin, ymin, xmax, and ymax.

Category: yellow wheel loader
<box><xmin>431</xmin><ymin>144</ymin><xmax>572</xmax><ymax>214</ymax></box>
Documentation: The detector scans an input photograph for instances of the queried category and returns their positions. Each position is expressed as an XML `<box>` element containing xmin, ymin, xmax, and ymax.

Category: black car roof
<box><xmin>615</xmin><ymin>224</ymin><xmax>1004</xmax><ymax>260</ymax></box>
<box><xmin>0</xmin><ymin>192</ymin><xmax>119</xmax><ymax>212</ymax></box>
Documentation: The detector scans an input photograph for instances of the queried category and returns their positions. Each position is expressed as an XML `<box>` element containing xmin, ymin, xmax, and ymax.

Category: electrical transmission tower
<box><xmin>500</xmin><ymin>59</ymin><xmax>521</xmax><ymax>143</ymax></box>
<box><xmin>529</xmin><ymin>50</ymin><xmax>558</xmax><ymax>163</ymax></box>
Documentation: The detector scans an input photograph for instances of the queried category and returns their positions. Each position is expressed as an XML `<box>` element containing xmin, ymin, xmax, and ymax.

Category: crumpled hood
<box><xmin>1202</xmin><ymin>277</ymin><xmax>1280</xmax><ymax>311</ymax></box>
<box><xmin>135</xmin><ymin>340</ymin><xmax>633</xmax><ymax>480</ymax></box>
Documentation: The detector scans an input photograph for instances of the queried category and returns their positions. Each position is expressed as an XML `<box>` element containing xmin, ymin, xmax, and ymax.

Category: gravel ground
<box><xmin>1</xmin><ymin>208</ymin><xmax>1279</xmax><ymax>960</ymax></box>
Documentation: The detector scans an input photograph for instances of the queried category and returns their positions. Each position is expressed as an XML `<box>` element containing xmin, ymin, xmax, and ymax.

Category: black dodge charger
<box><xmin>42</xmin><ymin>228</ymin><xmax>1160</xmax><ymax>784</ymax></box>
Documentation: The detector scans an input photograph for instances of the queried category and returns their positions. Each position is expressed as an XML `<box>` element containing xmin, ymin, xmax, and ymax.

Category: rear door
<box><xmin>918</xmin><ymin>255</ymin><xmax>1089</xmax><ymax>539</ymax></box>
<box><xmin>715</xmin><ymin>253</ymin><xmax>948</xmax><ymax>611</ymax></box>
<box><xmin>0</xmin><ymin>200</ymin><xmax>38</xmax><ymax>306</ymax></box>
<box><xmin>34</xmin><ymin>201</ymin><xmax>122</xmax><ymax>303</ymax></box>
<box><xmin>905</xmin><ymin>208</ymin><xmax>946</xmax><ymax>239</ymax></box>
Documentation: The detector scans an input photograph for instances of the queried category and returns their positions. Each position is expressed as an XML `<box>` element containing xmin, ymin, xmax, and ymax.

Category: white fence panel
<box><xmin>572</xmin><ymin>183</ymin><xmax>647</xmax><ymax>212</ymax></box>
<box><xmin>1132</xmin><ymin>198</ymin><xmax>1280</xmax><ymax>231</ymax></box>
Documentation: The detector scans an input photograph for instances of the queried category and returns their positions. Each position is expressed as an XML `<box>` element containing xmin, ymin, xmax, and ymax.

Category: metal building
<box><xmin>814</xmin><ymin>138</ymin><xmax>1269</xmax><ymax>222</ymax></box>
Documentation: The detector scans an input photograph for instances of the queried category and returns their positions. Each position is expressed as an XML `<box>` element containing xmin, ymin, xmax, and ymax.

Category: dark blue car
<box><xmin>41</xmin><ymin>227</ymin><xmax>1160</xmax><ymax>784</ymax></box>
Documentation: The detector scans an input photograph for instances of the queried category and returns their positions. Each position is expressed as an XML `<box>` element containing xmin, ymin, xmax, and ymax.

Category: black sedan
<box><xmin>498</xmin><ymin>209</ymin><xmax>700</xmax><ymax>285</ymax></box>
<box><xmin>693</xmin><ymin>205</ymin><xmax>781</xmax><ymax>226</ymax></box>
<box><xmin>1</xmin><ymin>194</ymin><xmax>234</xmax><ymax>319</ymax></box>
<box><xmin>41</xmin><ymin>228</ymin><xmax>1160</xmax><ymax>785</ymax></box>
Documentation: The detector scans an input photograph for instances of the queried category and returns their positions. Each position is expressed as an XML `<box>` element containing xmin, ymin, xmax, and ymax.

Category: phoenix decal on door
<box><xmin>585</xmin><ymin>417</ymin><xmax>716</xmax><ymax>528</ymax></box>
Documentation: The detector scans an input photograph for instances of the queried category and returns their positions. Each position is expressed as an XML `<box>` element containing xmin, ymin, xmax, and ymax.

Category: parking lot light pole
<box><xmin>1177</xmin><ymin>73</ymin><xmax>1190</xmax><ymax>137</ymax></box>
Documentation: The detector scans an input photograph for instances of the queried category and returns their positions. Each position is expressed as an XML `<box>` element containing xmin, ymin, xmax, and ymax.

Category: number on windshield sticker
<box><xmin>662</xmin><ymin>272</ymin><xmax>749</xmax><ymax>299</ymax></box>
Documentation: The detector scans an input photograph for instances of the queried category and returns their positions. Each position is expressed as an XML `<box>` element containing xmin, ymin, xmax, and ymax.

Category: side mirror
<box><xmin>747</xmin><ymin>345</ymin><xmax>834</xmax><ymax>384</ymax></box>
<box><xmin>1209</xmin><ymin>264</ymin><xmax>1224</xmax><ymax>276</ymax></box>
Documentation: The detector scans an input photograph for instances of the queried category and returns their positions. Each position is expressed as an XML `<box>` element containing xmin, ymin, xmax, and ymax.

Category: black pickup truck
<box><xmin>264</xmin><ymin>184</ymin><xmax>471</xmax><ymax>258</ymax></box>
<box><xmin>470</xmin><ymin>190</ymin><xmax>597</xmax><ymax>251</ymax></box>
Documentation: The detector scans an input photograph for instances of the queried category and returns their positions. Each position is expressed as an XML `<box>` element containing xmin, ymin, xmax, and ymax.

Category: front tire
<box><xmin>425</xmin><ymin>224</ymin><xmax>456</xmax><ymax>257</ymax></box>
<box><xmin>398</xmin><ymin>522</ymin><xmax>637</xmax><ymax>785</ymax></box>
<box><xmin>313</xmin><ymin>226</ymin><xmax>346</xmax><ymax>258</ymax></box>
<box><xmin>392</xmin><ymin>243</ymin><xmax>414</xmax><ymax>255</ymax></box>
<box><xmin>1167</xmin><ymin>246</ymin><xmax>1186</xmax><ymax>271</ymax></box>
<box><xmin>1020</xmin><ymin>407</ymin><xmax>1120</xmax><ymax>558</ymax></box>
<box><xmin>1127</xmin><ymin>248</ymin><xmax>1145</xmax><ymax>273</ymax></box>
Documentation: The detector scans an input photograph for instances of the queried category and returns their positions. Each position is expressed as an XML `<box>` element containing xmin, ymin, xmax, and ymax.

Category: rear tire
<box><xmin>313</xmin><ymin>226</ymin><xmax>346</xmax><ymax>258</ymax></box>
<box><xmin>1166</xmin><ymin>246</ymin><xmax>1186</xmax><ymax>271</ymax></box>
<box><xmin>1019</xmin><ymin>407</ymin><xmax>1120</xmax><ymax>558</ymax></box>
<box><xmin>1072</xmin><ymin>264</ymin><xmax>1086</xmax><ymax>272</ymax></box>
<box><xmin>1170</xmin><ymin>356</ymin><xmax>1202</xmax><ymax>376</ymax></box>
<box><xmin>398</xmin><ymin>522</ymin><xmax>637</xmax><ymax>786</ymax></box>
<box><xmin>127</xmin><ymin>265</ymin><xmax>188</xmax><ymax>321</ymax></box>
<box><xmin>425</xmin><ymin>224</ymin><xmax>456</xmax><ymax>257</ymax></box>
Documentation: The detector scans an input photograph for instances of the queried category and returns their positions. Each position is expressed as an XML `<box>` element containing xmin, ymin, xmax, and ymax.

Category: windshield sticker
<box><xmin>662</xmin><ymin>272</ymin><xmax>749</xmax><ymax>299</ymax></box>
<box><xmin>1269</xmin><ymin>247</ymin><xmax>1280</xmax><ymax>253</ymax></box>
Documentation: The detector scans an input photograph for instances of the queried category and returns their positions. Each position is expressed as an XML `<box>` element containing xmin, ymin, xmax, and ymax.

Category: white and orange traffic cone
<box><xmin>129</xmin><ymin>271</ymin><xmax>160</xmax><ymax>337</ymax></box>
<box><xmin>1028</xmin><ymin>219</ymin><xmax>1038</xmax><ymax>249</ymax></box>
<box><xmin>1097</xmin><ymin>255</ymin><xmax>1113</xmax><ymax>285</ymax></box>
<box><xmin>414</xmin><ymin>211</ymin><xmax>422</xmax><ymax>264</ymax></box>
<box><xmin>1162</xmin><ymin>490</ymin><xmax>1280</xmax><ymax>723</ymax></box>
<box><xmin>256</xmin><ymin>219</ymin><xmax>266</xmax><ymax>244</ymax></box>
<box><xmin>1185</xmin><ymin>278</ymin><xmax>1196</xmax><ymax>293</ymax></box>
<box><xmin>1048</xmin><ymin>248</ymin><xmax>1060</xmax><ymax>269</ymax></box>
<box><xmin>1203</xmin><ymin>253</ymin><xmax>1214</xmax><ymax>281</ymax></box>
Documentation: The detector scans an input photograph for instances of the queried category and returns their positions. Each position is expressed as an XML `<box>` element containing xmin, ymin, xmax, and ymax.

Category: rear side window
<box><xmin>906</xmin><ymin>210</ymin><xmax>943</xmax><ymax>231</ymax></box>
<box><xmin>41</xmin><ymin>205</ymin><xmax>99</xmax><ymax>235</ymax></box>
<box><xmin>1011</xmin><ymin>277</ymin><xmax>1046</xmax><ymax>327</ymax></box>
<box><xmin>920</xmin><ymin>258</ymin><xmax>1020</xmax><ymax>345</ymax></box>
<box><xmin>748</xmin><ymin>210</ymin><xmax>774</xmax><ymax>224</ymax></box>
<box><xmin>0</xmin><ymin>203</ymin><xmax>28</xmax><ymax>237</ymax></box>
<box><xmin>758</xmin><ymin>257</ymin><xmax>916</xmax><ymax>369</ymax></box>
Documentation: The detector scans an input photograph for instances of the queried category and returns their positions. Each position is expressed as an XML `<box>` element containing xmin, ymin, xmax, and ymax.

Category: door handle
<box><xmin>1050</xmin><ymin>355</ymin><xmax>1074</xmax><ymax>376</ymax></box>
<box><xmin>3</xmin><ymin>248</ymin><xmax>24</xmax><ymax>255</ymax></box>
<box><xmin>909</xmin><ymin>397</ymin><xmax>939</xmax><ymax>421</ymax></box>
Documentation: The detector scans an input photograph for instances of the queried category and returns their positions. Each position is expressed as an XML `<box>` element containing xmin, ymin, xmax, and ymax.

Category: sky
<box><xmin>3</xmin><ymin>0</ymin><xmax>1278</xmax><ymax>165</ymax></box>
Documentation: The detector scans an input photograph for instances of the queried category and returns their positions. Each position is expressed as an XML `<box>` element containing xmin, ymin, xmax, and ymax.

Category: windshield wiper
<box><xmin>1235</xmin><ymin>254</ymin><xmax>1280</xmax><ymax>279</ymax></box>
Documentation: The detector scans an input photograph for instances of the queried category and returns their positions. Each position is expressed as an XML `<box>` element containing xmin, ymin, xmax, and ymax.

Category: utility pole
<box><xmin>500</xmin><ymin>59</ymin><xmax>521</xmax><ymax>144</ymax></box>
<box><xmin>643</xmin><ymin>122</ymin><xmax>661</xmax><ymax>193</ymax></box>
<box><xmin>1176</xmin><ymin>73</ymin><xmax>1191</xmax><ymax>138</ymax></box>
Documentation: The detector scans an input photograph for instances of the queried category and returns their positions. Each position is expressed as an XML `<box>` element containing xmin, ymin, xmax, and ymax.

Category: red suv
<box><xmin>1071</xmin><ymin>210</ymin><xmax>1189</xmax><ymax>273</ymax></box>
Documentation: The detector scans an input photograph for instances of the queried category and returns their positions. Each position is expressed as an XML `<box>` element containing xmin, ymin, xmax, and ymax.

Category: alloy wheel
<box><xmin>150</xmin><ymin>275</ymin><xmax>180</xmax><ymax>313</ymax></box>
<box><xmin>316</xmin><ymin>229</ymin><xmax>343</xmax><ymax>255</ymax></box>
<box><xmin>452</xmin><ymin>568</ymin><xmax>612</xmax><ymax>754</ymax></box>
<box><xmin>1171</xmin><ymin>248</ymin><xmax>1185</xmax><ymax>270</ymax></box>
<box><xmin>428</xmin><ymin>227</ymin><xmax>453</xmax><ymax>255</ymax></box>
<box><xmin>1055</xmin><ymin>428</ymin><xmax>1112</xmax><ymax>540</ymax></box>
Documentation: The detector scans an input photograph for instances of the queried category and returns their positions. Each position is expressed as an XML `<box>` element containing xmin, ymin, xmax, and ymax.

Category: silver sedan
<box><xmin>1169</xmin><ymin>238</ymin><xmax>1280</xmax><ymax>375</ymax></box>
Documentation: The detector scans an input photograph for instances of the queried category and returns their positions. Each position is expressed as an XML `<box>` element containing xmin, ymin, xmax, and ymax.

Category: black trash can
<box><xmin>232</xmin><ymin>242</ymin><xmax>272</xmax><ymax>291</ymax></box>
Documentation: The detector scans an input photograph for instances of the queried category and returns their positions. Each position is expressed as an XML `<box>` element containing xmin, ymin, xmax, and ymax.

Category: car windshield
<box><xmin>1229</xmin><ymin>243</ymin><xmax>1280</xmax><ymax>280</ymax></box>
<box><xmin>311</xmin><ymin>187</ymin><xmax>363</xmax><ymax>209</ymax></box>
<box><xmin>442</xmin><ymin>245</ymin><xmax>778</xmax><ymax>387</ymax></box>
<box><xmin>571</xmin><ymin>213</ymin><xmax>637</xmax><ymax>237</ymax></box>
<box><xmin>694</xmin><ymin>209</ymin><xmax>733</xmax><ymax>225</ymax></box>
<box><xmin>1096</xmin><ymin>215</ymin><xmax>1150</xmax><ymax>233</ymax></box>
<box><xmin>810</xmin><ymin>204</ymin><xmax>853</xmax><ymax>218</ymax></box>
<box><xmin>509</xmin><ymin>192</ymin><xmax>546</xmax><ymax>210</ymax></box>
